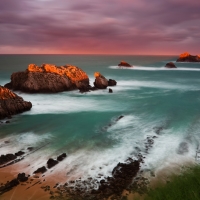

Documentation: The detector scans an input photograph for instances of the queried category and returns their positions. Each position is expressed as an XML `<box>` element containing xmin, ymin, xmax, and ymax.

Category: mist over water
<box><xmin>0</xmin><ymin>55</ymin><xmax>200</xmax><ymax>182</ymax></box>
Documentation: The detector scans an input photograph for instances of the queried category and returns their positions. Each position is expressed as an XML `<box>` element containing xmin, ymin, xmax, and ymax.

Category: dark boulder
<box><xmin>57</xmin><ymin>153</ymin><xmax>67</xmax><ymax>161</ymax></box>
<box><xmin>118</xmin><ymin>61</ymin><xmax>132</xmax><ymax>67</ymax></box>
<box><xmin>108</xmin><ymin>79</ymin><xmax>117</xmax><ymax>86</ymax></box>
<box><xmin>17</xmin><ymin>173</ymin><xmax>28</xmax><ymax>182</ymax></box>
<box><xmin>15</xmin><ymin>151</ymin><xmax>25</xmax><ymax>157</ymax></box>
<box><xmin>177</xmin><ymin>52</ymin><xmax>200</xmax><ymax>62</ymax></box>
<box><xmin>33</xmin><ymin>166</ymin><xmax>47</xmax><ymax>174</ymax></box>
<box><xmin>108</xmin><ymin>88</ymin><xmax>113</xmax><ymax>93</ymax></box>
<box><xmin>47</xmin><ymin>158</ymin><xmax>58</xmax><ymax>168</ymax></box>
<box><xmin>165</xmin><ymin>62</ymin><xmax>177</xmax><ymax>68</ymax></box>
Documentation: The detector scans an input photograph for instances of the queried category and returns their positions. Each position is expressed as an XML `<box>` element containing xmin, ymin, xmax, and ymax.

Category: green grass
<box><xmin>144</xmin><ymin>165</ymin><xmax>200</xmax><ymax>200</ymax></box>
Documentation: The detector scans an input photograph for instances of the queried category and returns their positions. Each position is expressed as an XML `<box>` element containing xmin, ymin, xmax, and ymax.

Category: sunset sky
<box><xmin>0</xmin><ymin>0</ymin><xmax>200</xmax><ymax>55</ymax></box>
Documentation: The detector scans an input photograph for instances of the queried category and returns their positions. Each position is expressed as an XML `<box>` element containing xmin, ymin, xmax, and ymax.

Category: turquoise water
<box><xmin>0</xmin><ymin>55</ymin><xmax>200</xmax><ymax>181</ymax></box>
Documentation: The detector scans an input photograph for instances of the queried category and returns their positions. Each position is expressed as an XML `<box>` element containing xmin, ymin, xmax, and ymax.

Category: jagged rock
<box><xmin>94</xmin><ymin>72</ymin><xmax>108</xmax><ymax>89</ymax></box>
<box><xmin>15</xmin><ymin>151</ymin><xmax>25</xmax><ymax>157</ymax></box>
<box><xmin>17</xmin><ymin>173</ymin><xmax>28</xmax><ymax>182</ymax></box>
<box><xmin>108</xmin><ymin>79</ymin><xmax>117</xmax><ymax>86</ymax></box>
<box><xmin>165</xmin><ymin>62</ymin><xmax>177</xmax><ymax>68</ymax></box>
<box><xmin>57</xmin><ymin>153</ymin><xmax>67</xmax><ymax>161</ymax></box>
<box><xmin>92</xmin><ymin>160</ymin><xmax>140</xmax><ymax>199</ymax></box>
<box><xmin>47</xmin><ymin>158</ymin><xmax>58</xmax><ymax>168</ymax></box>
<box><xmin>177</xmin><ymin>52</ymin><xmax>200</xmax><ymax>62</ymax></box>
<box><xmin>5</xmin><ymin>64</ymin><xmax>89</xmax><ymax>93</ymax></box>
<box><xmin>118</xmin><ymin>61</ymin><xmax>132</xmax><ymax>67</ymax></box>
<box><xmin>33</xmin><ymin>166</ymin><xmax>47</xmax><ymax>174</ymax></box>
<box><xmin>0</xmin><ymin>179</ymin><xmax>19</xmax><ymax>195</ymax></box>
<box><xmin>0</xmin><ymin>154</ymin><xmax>17</xmax><ymax>165</ymax></box>
<box><xmin>108</xmin><ymin>88</ymin><xmax>113</xmax><ymax>93</ymax></box>
<box><xmin>0</xmin><ymin>86</ymin><xmax>32</xmax><ymax>119</ymax></box>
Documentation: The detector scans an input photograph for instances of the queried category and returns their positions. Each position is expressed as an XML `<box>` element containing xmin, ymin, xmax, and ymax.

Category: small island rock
<box><xmin>118</xmin><ymin>61</ymin><xmax>132</xmax><ymax>67</ymax></box>
<box><xmin>177</xmin><ymin>52</ymin><xmax>200</xmax><ymax>62</ymax></box>
<box><xmin>0</xmin><ymin>86</ymin><xmax>32</xmax><ymax>119</ymax></box>
<box><xmin>165</xmin><ymin>62</ymin><xmax>177</xmax><ymax>68</ymax></box>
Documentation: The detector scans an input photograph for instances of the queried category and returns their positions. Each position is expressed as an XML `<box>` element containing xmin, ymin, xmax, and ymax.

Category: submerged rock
<box><xmin>0</xmin><ymin>86</ymin><xmax>32</xmax><ymax>119</ymax></box>
<box><xmin>118</xmin><ymin>61</ymin><xmax>132</xmax><ymax>67</ymax></box>
<box><xmin>176</xmin><ymin>52</ymin><xmax>200</xmax><ymax>62</ymax></box>
<box><xmin>108</xmin><ymin>79</ymin><xmax>117</xmax><ymax>86</ymax></box>
<box><xmin>165</xmin><ymin>62</ymin><xmax>177</xmax><ymax>68</ymax></box>
<box><xmin>5</xmin><ymin>64</ymin><xmax>89</xmax><ymax>93</ymax></box>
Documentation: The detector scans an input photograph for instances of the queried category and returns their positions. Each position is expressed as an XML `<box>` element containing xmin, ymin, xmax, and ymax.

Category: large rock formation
<box><xmin>176</xmin><ymin>52</ymin><xmax>200</xmax><ymax>62</ymax></box>
<box><xmin>0</xmin><ymin>86</ymin><xmax>32</xmax><ymax>119</ymax></box>
<box><xmin>118</xmin><ymin>61</ymin><xmax>132</xmax><ymax>67</ymax></box>
<box><xmin>5</xmin><ymin>64</ymin><xmax>89</xmax><ymax>93</ymax></box>
<box><xmin>165</xmin><ymin>62</ymin><xmax>177</xmax><ymax>68</ymax></box>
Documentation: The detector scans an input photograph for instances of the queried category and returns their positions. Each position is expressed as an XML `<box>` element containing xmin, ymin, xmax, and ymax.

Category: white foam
<box><xmin>17</xmin><ymin>92</ymin><xmax>123</xmax><ymax>115</ymax></box>
<box><xmin>115</xmin><ymin>80</ymin><xmax>196</xmax><ymax>91</ymax></box>
<box><xmin>110</xmin><ymin>66</ymin><xmax>200</xmax><ymax>71</ymax></box>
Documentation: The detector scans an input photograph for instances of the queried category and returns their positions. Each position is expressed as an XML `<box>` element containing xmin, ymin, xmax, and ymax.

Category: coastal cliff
<box><xmin>5</xmin><ymin>64</ymin><xmax>89</xmax><ymax>93</ymax></box>
<box><xmin>177</xmin><ymin>52</ymin><xmax>200</xmax><ymax>62</ymax></box>
<box><xmin>0</xmin><ymin>86</ymin><xmax>32</xmax><ymax>119</ymax></box>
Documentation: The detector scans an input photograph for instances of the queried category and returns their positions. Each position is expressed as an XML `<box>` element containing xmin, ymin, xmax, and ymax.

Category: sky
<box><xmin>0</xmin><ymin>0</ymin><xmax>200</xmax><ymax>55</ymax></box>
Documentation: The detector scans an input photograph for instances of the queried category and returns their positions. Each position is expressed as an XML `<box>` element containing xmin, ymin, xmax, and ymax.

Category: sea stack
<box><xmin>5</xmin><ymin>64</ymin><xmax>89</xmax><ymax>93</ymax></box>
<box><xmin>0</xmin><ymin>86</ymin><xmax>32</xmax><ymax>119</ymax></box>
<box><xmin>94</xmin><ymin>72</ymin><xmax>108</xmax><ymax>89</ymax></box>
<box><xmin>176</xmin><ymin>52</ymin><xmax>200</xmax><ymax>62</ymax></box>
<box><xmin>165</xmin><ymin>62</ymin><xmax>177</xmax><ymax>68</ymax></box>
<box><xmin>118</xmin><ymin>61</ymin><xmax>132</xmax><ymax>67</ymax></box>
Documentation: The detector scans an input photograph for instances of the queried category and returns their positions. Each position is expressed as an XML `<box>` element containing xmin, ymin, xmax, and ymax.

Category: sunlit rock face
<box><xmin>177</xmin><ymin>52</ymin><xmax>200</xmax><ymax>62</ymax></box>
<box><xmin>93</xmin><ymin>72</ymin><xmax>108</xmax><ymax>89</ymax></box>
<box><xmin>118</xmin><ymin>61</ymin><xmax>132</xmax><ymax>67</ymax></box>
<box><xmin>5</xmin><ymin>64</ymin><xmax>89</xmax><ymax>93</ymax></box>
<box><xmin>0</xmin><ymin>86</ymin><xmax>32</xmax><ymax>119</ymax></box>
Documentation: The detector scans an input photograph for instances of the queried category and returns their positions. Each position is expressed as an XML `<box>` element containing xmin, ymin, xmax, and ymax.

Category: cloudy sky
<box><xmin>0</xmin><ymin>0</ymin><xmax>200</xmax><ymax>55</ymax></box>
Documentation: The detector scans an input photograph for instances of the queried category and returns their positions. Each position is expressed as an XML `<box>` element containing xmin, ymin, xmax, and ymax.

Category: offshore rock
<box><xmin>118</xmin><ymin>61</ymin><xmax>132</xmax><ymax>67</ymax></box>
<box><xmin>176</xmin><ymin>52</ymin><xmax>200</xmax><ymax>62</ymax></box>
<box><xmin>94</xmin><ymin>72</ymin><xmax>108</xmax><ymax>89</ymax></box>
<box><xmin>108</xmin><ymin>88</ymin><xmax>113</xmax><ymax>93</ymax></box>
<box><xmin>108</xmin><ymin>79</ymin><xmax>117</xmax><ymax>86</ymax></box>
<box><xmin>0</xmin><ymin>86</ymin><xmax>32</xmax><ymax>119</ymax></box>
<box><xmin>5</xmin><ymin>64</ymin><xmax>89</xmax><ymax>93</ymax></box>
<box><xmin>165</xmin><ymin>62</ymin><xmax>177</xmax><ymax>68</ymax></box>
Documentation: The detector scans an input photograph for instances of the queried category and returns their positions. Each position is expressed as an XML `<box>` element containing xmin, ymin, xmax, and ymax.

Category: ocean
<box><xmin>0</xmin><ymin>54</ymin><xmax>200</xmax><ymax>185</ymax></box>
